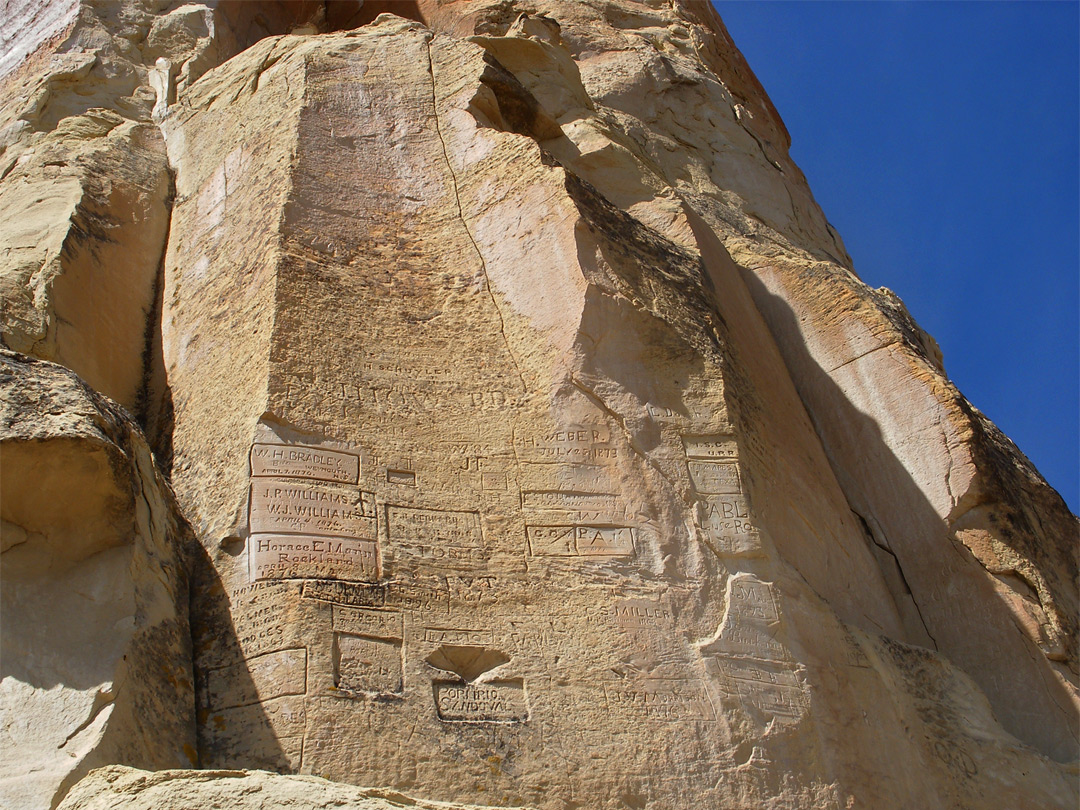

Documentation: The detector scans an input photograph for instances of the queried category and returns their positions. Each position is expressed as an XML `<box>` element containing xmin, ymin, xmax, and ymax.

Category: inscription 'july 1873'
<box><xmin>250</xmin><ymin>443</ymin><xmax>359</xmax><ymax>483</ymax></box>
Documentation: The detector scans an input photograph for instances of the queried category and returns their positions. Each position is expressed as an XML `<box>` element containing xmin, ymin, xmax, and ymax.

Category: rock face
<box><xmin>0</xmin><ymin>351</ymin><xmax>195</xmax><ymax>809</ymax></box>
<box><xmin>55</xmin><ymin>765</ymin><xmax>534</xmax><ymax>810</ymax></box>
<box><xmin>1</xmin><ymin>2</ymin><xmax>1076</xmax><ymax>809</ymax></box>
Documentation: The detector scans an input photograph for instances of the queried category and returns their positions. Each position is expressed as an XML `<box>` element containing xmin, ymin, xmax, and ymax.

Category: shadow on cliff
<box><xmin>725</xmin><ymin>239</ymin><xmax>1079</xmax><ymax>763</ymax></box>
<box><xmin>186</xmin><ymin>540</ymin><xmax>295</xmax><ymax>771</ymax></box>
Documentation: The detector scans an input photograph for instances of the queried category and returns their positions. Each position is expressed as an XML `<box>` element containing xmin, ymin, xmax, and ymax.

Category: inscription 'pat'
<box><xmin>526</xmin><ymin>525</ymin><xmax>635</xmax><ymax>557</ymax></box>
<box><xmin>251</xmin><ymin>443</ymin><xmax>359</xmax><ymax>483</ymax></box>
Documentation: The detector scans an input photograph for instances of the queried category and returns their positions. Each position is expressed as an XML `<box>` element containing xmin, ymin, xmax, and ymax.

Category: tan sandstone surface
<box><xmin>1</xmin><ymin>2</ymin><xmax>1076</xmax><ymax>809</ymax></box>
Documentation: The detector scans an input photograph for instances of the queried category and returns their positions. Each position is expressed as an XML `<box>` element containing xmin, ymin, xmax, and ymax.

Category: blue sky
<box><xmin>715</xmin><ymin>1</ymin><xmax>1079</xmax><ymax>512</ymax></box>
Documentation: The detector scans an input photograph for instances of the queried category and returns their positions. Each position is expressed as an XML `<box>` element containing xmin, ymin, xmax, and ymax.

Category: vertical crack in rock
<box><xmin>424</xmin><ymin>37</ymin><xmax>528</xmax><ymax>395</ymax></box>
<box><xmin>854</xmin><ymin>511</ymin><xmax>938</xmax><ymax>650</ymax></box>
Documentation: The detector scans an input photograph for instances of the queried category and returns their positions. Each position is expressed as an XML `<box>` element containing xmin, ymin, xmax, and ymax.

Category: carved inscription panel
<box><xmin>433</xmin><ymin>680</ymin><xmax>529</xmax><ymax>723</ymax></box>
<box><xmin>713</xmin><ymin>659</ymin><xmax>808</xmax><ymax>723</ymax></box>
<box><xmin>250</xmin><ymin>480</ymin><xmax>376</xmax><ymax>539</ymax></box>
<box><xmin>701</xmin><ymin>495</ymin><xmax>760</xmax><ymax>556</ymax></box>
<box><xmin>250</xmin><ymin>443</ymin><xmax>359</xmax><ymax>483</ymax></box>
<box><xmin>335</xmin><ymin>634</ymin><xmax>402</xmax><ymax>694</ymax></box>
<box><xmin>526</xmin><ymin>525</ymin><xmax>635</xmax><ymax>557</ymax></box>
<box><xmin>386</xmin><ymin>506</ymin><xmax>486</xmax><ymax>569</ymax></box>
<box><xmin>249</xmin><ymin>534</ymin><xmax>378</xmax><ymax>582</ymax></box>
<box><xmin>206</xmin><ymin>647</ymin><xmax>308</xmax><ymax>711</ymax></box>
<box><xmin>246</xmin><ymin>441</ymin><xmax>379</xmax><ymax>583</ymax></box>
<box><xmin>687</xmin><ymin>460</ymin><xmax>741</xmax><ymax>495</ymax></box>
<box><xmin>605</xmin><ymin>678</ymin><xmax>716</xmax><ymax>722</ymax></box>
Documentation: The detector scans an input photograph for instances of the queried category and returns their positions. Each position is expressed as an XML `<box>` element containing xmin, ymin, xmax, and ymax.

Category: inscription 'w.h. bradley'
<box><xmin>250</xmin><ymin>480</ymin><xmax>376</xmax><ymax>540</ymax></box>
<box><xmin>250</xmin><ymin>443</ymin><xmax>359</xmax><ymax>483</ymax></box>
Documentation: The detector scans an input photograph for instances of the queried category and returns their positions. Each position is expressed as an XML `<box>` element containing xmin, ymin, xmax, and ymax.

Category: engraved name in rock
<box><xmin>422</xmin><ymin>627</ymin><xmax>495</xmax><ymax>646</ymax></box>
<box><xmin>609</xmin><ymin>599</ymin><xmax>672</xmax><ymax>630</ymax></box>
<box><xmin>526</xmin><ymin>525</ymin><xmax>635</xmax><ymax>557</ymax></box>
<box><xmin>729</xmin><ymin>576</ymin><xmax>780</xmax><ymax>623</ymax></box>
<box><xmin>206</xmin><ymin>647</ymin><xmax>308</xmax><ymax>711</ymax></box>
<box><xmin>682</xmin><ymin>435</ymin><xmax>739</xmax><ymax>460</ymax></box>
<box><xmin>713</xmin><ymin>659</ymin><xmax>809</xmax><ymax>722</ymax></box>
<box><xmin>604</xmin><ymin>678</ymin><xmax>716</xmax><ymax>722</ymax></box>
<box><xmin>386</xmin><ymin>581</ymin><xmax>448</xmax><ymax>613</ymax></box>
<box><xmin>433</xmin><ymin>680</ymin><xmax>529</xmax><ymax>723</ymax></box>
<box><xmin>332</xmin><ymin>606</ymin><xmax>403</xmax><ymax>640</ymax></box>
<box><xmin>232</xmin><ymin>601</ymin><xmax>289</xmax><ymax>656</ymax></box>
<box><xmin>514</xmin><ymin>425</ymin><xmax>618</xmax><ymax>461</ymax></box>
<box><xmin>701</xmin><ymin>495</ymin><xmax>761</xmax><ymax>555</ymax></box>
<box><xmin>249</xmin><ymin>534</ymin><xmax>378</xmax><ymax>582</ymax></box>
<box><xmin>334</xmin><ymin>634</ymin><xmax>403</xmax><ymax>694</ymax></box>
<box><xmin>386</xmin><ymin>506</ymin><xmax>486</xmax><ymax>569</ymax></box>
<box><xmin>522</xmin><ymin>490</ymin><xmax>621</xmax><ymax>515</ymax></box>
<box><xmin>250</xmin><ymin>443</ymin><xmax>360</xmax><ymax>483</ymax></box>
<box><xmin>715</xmin><ymin>624</ymin><xmax>790</xmax><ymax>662</ymax></box>
<box><xmin>250</xmin><ymin>480</ymin><xmax>377</xmax><ymax>539</ymax></box>
<box><xmin>301</xmin><ymin>580</ymin><xmax>386</xmax><ymax>608</ymax></box>
<box><xmin>687</xmin><ymin>460</ymin><xmax>742</xmax><ymax>495</ymax></box>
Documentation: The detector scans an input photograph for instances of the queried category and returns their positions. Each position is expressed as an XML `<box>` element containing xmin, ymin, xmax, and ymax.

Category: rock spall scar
<box><xmin>0</xmin><ymin>2</ymin><xmax>1075</xmax><ymax>809</ymax></box>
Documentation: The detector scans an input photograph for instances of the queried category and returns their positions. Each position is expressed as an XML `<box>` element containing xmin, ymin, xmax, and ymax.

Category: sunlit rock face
<box><xmin>2</xmin><ymin>2</ymin><xmax>1076</xmax><ymax>809</ymax></box>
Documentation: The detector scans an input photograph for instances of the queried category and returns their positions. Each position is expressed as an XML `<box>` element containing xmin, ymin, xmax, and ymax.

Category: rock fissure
<box><xmin>424</xmin><ymin>36</ymin><xmax>528</xmax><ymax>396</ymax></box>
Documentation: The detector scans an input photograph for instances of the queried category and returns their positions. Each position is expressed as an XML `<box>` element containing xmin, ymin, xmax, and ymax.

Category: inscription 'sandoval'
<box><xmin>250</xmin><ymin>443</ymin><xmax>359</xmax><ymax>483</ymax></box>
<box><xmin>433</xmin><ymin>680</ymin><xmax>528</xmax><ymax>723</ymax></box>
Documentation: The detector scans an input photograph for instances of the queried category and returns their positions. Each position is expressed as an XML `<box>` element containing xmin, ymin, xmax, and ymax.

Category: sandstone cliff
<box><xmin>1</xmin><ymin>2</ymin><xmax>1076</xmax><ymax>809</ymax></box>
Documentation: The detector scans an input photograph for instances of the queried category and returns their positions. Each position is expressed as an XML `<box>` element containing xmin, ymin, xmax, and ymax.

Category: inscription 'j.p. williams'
<box><xmin>250</xmin><ymin>480</ymin><xmax>377</xmax><ymax>540</ymax></box>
